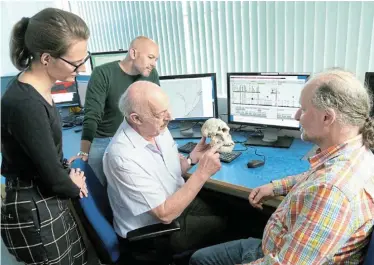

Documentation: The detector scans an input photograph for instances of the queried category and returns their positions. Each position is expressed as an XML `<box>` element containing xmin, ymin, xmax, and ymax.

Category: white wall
<box><xmin>0</xmin><ymin>0</ymin><xmax>63</xmax><ymax>76</ymax></box>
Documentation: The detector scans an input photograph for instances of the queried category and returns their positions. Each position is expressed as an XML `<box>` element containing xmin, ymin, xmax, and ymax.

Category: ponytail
<box><xmin>10</xmin><ymin>17</ymin><xmax>31</xmax><ymax>70</ymax></box>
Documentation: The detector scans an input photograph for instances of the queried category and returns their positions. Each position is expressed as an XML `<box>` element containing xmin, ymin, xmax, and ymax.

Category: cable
<box><xmin>247</xmin><ymin>146</ymin><xmax>266</xmax><ymax>163</ymax></box>
<box><xmin>179</xmin><ymin>121</ymin><xmax>200</xmax><ymax>132</ymax></box>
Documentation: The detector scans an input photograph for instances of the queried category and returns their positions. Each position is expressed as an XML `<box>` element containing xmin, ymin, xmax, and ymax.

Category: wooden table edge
<box><xmin>185</xmin><ymin>174</ymin><xmax>284</xmax><ymax>208</ymax></box>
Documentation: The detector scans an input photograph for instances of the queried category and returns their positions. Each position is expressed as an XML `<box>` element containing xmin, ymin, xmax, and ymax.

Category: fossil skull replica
<box><xmin>201</xmin><ymin>118</ymin><xmax>235</xmax><ymax>153</ymax></box>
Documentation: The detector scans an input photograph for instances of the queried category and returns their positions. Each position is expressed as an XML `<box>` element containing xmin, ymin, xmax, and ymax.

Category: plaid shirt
<box><xmin>249</xmin><ymin>135</ymin><xmax>374</xmax><ymax>265</ymax></box>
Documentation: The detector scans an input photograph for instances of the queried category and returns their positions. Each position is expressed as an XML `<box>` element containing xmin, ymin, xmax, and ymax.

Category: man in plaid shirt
<box><xmin>190</xmin><ymin>69</ymin><xmax>374</xmax><ymax>265</ymax></box>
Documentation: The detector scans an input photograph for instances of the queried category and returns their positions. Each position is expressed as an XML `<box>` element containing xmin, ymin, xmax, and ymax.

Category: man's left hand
<box><xmin>190</xmin><ymin>136</ymin><xmax>210</xmax><ymax>164</ymax></box>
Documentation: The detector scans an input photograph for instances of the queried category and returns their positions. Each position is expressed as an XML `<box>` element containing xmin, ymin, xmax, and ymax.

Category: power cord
<box><xmin>179</xmin><ymin>122</ymin><xmax>201</xmax><ymax>132</ymax></box>
<box><xmin>247</xmin><ymin>146</ymin><xmax>266</xmax><ymax>163</ymax></box>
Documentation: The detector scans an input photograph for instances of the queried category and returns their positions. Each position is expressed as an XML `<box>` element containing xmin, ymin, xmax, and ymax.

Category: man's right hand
<box><xmin>248</xmin><ymin>183</ymin><xmax>275</xmax><ymax>210</ymax></box>
<box><xmin>68</xmin><ymin>140</ymin><xmax>92</xmax><ymax>164</ymax></box>
<box><xmin>68</xmin><ymin>154</ymin><xmax>88</xmax><ymax>164</ymax></box>
<box><xmin>194</xmin><ymin>143</ymin><xmax>222</xmax><ymax>181</ymax></box>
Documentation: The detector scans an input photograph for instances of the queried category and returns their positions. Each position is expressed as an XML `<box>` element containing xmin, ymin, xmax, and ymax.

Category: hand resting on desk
<box><xmin>248</xmin><ymin>183</ymin><xmax>275</xmax><ymax>210</ymax></box>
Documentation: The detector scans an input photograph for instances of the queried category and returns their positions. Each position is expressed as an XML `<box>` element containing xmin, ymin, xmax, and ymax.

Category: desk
<box><xmin>60</xmin><ymin>128</ymin><xmax>314</xmax><ymax>208</ymax></box>
<box><xmin>178</xmin><ymin>133</ymin><xmax>314</xmax><ymax>207</ymax></box>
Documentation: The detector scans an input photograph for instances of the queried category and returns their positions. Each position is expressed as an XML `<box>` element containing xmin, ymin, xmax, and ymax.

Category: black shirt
<box><xmin>1</xmin><ymin>77</ymin><xmax>80</xmax><ymax>198</ymax></box>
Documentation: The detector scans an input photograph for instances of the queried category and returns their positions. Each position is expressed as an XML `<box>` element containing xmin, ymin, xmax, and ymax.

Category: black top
<box><xmin>1</xmin><ymin>77</ymin><xmax>80</xmax><ymax>198</ymax></box>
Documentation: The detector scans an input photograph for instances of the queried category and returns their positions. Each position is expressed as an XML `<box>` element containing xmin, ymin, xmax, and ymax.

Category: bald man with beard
<box><xmin>69</xmin><ymin>36</ymin><xmax>161</xmax><ymax>186</ymax></box>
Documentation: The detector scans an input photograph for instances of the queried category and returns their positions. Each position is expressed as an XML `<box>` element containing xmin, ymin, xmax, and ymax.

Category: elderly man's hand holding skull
<box><xmin>184</xmin><ymin>118</ymin><xmax>235</xmax><ymax>171</ymax></box>
<box><xmin>201</xmin><ymin>118</ymin><xmax>235</xmax><ymax>153</ymax></box>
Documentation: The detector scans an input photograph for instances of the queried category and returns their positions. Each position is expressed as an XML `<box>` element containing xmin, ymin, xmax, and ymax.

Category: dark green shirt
<box><xmin>82</xmin><ymin>61</ymin><xmax>160</xmax><ymax>142</ymax></box>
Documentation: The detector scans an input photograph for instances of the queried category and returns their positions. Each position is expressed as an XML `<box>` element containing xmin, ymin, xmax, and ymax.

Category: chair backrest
<box><xmin>363</xmin><ymin>227</ymin><xmax>374</xmax><ymax>265</ymax></box>
<box><xmin>71</xmin><ymin>159</ymin><xmax>120</xmax><ymax>264</ymax></box>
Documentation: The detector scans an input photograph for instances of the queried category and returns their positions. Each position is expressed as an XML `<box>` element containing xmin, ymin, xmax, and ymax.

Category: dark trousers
<box><xmin>169</xmin><ymin>195</ymin><xmax>228</xmax><ymax>254</ymax></box>
<box><xmin>121</xmin><ymin>194</ymin><xmax>229</xmax><ymax>264</ymax></box>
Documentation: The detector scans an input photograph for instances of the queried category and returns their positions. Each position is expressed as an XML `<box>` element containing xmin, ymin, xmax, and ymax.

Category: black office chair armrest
<box><xmin>127</xmin><ymin>220</ymin><xmax>180</xmax><ymax>242</ymax></box>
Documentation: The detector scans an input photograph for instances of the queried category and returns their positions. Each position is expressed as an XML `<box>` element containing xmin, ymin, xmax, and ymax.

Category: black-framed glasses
<box><xmin>58</xmin><ymin>51</ymin><xmax>91</xmax><ymax>72</ymax></box>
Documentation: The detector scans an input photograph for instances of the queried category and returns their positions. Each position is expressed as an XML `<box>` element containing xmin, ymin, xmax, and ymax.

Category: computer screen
<box><xmin>160</xmin><ymin>73</ymin><xmax>218</xmax><ymax>138</ymax></box>
<box><xmin>51</xmin><ymin>80</ymin><xmax>80</xmax><ymax>108</ymax></box>
<box><xmin>90</xmin><ymin>50</ymin><xmax>128</xmax><ymax>70</ymax></box>
<box><xmin>227</xmin><ymin>72</ymin><xmax>310</xmax><ymax>148</ymax></box>
<box><xmin>365</xmin><ymin>72</ymin><xmax>374</xmax><ymax>117</ymax></box>
<box><xmin>76</xmin><ymin>75</ymin><xmax>90</xmax><ymax>108</ymax></box>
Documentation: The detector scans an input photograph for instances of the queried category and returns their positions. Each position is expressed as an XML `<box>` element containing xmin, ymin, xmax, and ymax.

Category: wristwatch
<box><xmin>77</xmin><ymin>151</ymin><xmax>89</xmax><ymax>157</ymax></box>
<box><xmin>186</xmin><ymin>154</ymin><xmax>196</xmax><ymax>166</ymax></box>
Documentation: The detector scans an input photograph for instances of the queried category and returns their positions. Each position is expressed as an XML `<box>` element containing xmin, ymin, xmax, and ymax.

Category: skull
<box><xmin>201</xmin><ymin>118</ymin><xmax>235</xmax><ymax>153</ymax></box>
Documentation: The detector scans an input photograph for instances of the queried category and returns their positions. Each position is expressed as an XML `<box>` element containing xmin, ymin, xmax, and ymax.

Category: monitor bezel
<box><xmin>76</xmin><ymin>75</ymin><xmax>91</xmax><ymax>108</ymax></box>
<box><xmin>365</xmin><ymin>72</ymin><xmax>374</xmax><ymax>117</ymax></box>
<box><xmin>90</xmin><ymin>50</ymin><xmax>128</xmax><ymax>70</ymax></box>
<box><xmin>159</xmin><ymin>73</ymin><xmax>219</xmax><ymax>121</ymax></box>
<box><xmin>227</xmin><ymin>72</ymin><xmax>310</xmax><ymax>130</ymax></box>
<box><xmin>52</xmin><ymin>79</ymin><xmax>81</xmax><ymax>108</ymax></box>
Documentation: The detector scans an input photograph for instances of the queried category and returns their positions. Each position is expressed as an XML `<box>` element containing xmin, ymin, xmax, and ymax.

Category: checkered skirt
<box><xmin>1</xmin><ymin>178</ymin><xmax>87</xmax><ymax>265</ymax></box>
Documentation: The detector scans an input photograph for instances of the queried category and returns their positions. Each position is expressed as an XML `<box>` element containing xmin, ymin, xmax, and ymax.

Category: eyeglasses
<box><xmin>58</xmin><ymin>51</ymin><xmax>91</xmax><ymax>72</ymax></box>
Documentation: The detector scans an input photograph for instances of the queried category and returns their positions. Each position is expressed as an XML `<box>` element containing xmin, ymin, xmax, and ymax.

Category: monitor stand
<box><xmin>169</xmin><ymin>121</ymin><xmax>202</xmax><ymax>139</ymax></box>
<box><xmin>244</xmin><ymin>128</ymin><xmax>294</xmax><ymax>148</ymax></box>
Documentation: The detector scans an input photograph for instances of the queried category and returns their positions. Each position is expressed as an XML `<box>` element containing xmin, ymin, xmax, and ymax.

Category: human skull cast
<box><xmin>201</xmin><ymin>118</ymin><xmax>235</xmax><ymax>153</ymax></box>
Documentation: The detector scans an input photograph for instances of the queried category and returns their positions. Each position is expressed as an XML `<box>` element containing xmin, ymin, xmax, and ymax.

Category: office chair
<box><xmin>363</xmin><ymin>227</ymin><xmax>374</xmax><ymax>265</ymax></box>
<box><xmin>70</xmin><ymin>159</ymin><xmax>187</xmax><ymax>265</ymax></box>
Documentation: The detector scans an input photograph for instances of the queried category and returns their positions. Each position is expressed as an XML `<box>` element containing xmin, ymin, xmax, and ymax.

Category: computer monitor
<box><xmin>76</xmin><ymin>75</ymin><xmax>90</xmax><ymax>108</ymax></box>
<box><xmin>227</xmin><ymin>72</ymin><xmax>310</xmax><ymax>148</ymax></box>
<box><xmin>51</xmin><ymin>80</ymin><xmax>80</xmax><ymax>108</ymax></box>
<box><xmin>90</xmin><ymin>50</ymin><xmax>128</xmax><ymax>70</ymax></box>
<box><xmin>160</xmin><ymin>73</ymin><xmax>218</xmax><ymax>139</ymax></box>
<box><xmin>365</xmin><ymin>72</ymin><xmax>374</xmax><ymax>117</ymax></box>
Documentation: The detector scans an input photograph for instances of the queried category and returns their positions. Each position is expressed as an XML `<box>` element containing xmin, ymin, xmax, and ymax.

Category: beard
<box><xmin>300</xmin><ymin>127</ymin><xmax>322</xmax><ymax>145</ymax></box>
<box><xmin>300</xmin><ymin>127</ymin><xmax>308</xmax><ymax>141</ymax></box>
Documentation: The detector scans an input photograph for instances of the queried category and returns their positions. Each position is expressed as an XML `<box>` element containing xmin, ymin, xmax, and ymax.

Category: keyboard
<box><xmin>178</xmin><ymin>142</ymin><xmax>242</xmax><ymax>163</ymax></box>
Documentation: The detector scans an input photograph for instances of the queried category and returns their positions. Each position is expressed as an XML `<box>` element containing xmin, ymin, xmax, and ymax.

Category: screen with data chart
<box><xmin>160</xmin><ymin>74</ymin><xmax>218</xmax><ymax>121</ymax></box>
<box><xmin>228</xmin><ymin>73</ymin><xmax>310</xmax><ymax>129</ymax></box>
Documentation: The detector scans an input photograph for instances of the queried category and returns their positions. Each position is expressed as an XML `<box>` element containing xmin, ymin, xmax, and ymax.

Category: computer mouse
<box><xmin>247</xmin><ymin>160</ymin><xmax>265</xmax><ymax>168</ymax></box>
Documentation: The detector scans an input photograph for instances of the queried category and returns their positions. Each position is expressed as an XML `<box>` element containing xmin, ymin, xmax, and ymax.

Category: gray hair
<box><xmin>310</xmin><ymin>69</ymin><xmax>373</xmax><ymax>149</ymax></box>
<box><xmin>118</xmin><ymin>89</ymin><xmax>131</xmax><ymax>118</ymax></box>
<box><xmin>118</xmin><ymin>87</ymin><xmax>147</xmax><ymax>119</ymax></box>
